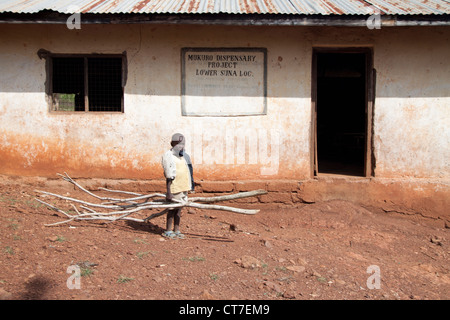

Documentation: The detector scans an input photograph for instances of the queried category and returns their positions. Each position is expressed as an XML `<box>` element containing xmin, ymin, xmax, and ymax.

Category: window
<box><xmin>49</xmin><ymin>54</ymin><xmax>125</xmax><ymax>112</ymax></box>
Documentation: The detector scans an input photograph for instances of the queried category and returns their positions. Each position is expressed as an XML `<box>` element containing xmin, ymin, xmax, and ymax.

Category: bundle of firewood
<box><xmin>35</xmin><ymin>173</ymin><xmax>266</xmax><ymax>227</ymax></box>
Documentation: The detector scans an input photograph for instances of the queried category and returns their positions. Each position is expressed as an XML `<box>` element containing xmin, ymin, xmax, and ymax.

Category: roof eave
<box><xmin>0</xmin><ymin>12</ymin><xmax>449</xmax><ymax>27</ymax></box>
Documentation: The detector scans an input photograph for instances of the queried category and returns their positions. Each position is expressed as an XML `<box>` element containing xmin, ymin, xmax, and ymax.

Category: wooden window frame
<box><xmin>44</xmin><ymin>52</ymin><xmax>127</xmax><ymax>113</ymax></box>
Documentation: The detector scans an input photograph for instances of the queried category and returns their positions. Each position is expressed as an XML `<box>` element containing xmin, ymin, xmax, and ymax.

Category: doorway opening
<box><xmin>312</xmin><ymin>49</ymin><xmax>373</xmax><ymax>177</ymax></box>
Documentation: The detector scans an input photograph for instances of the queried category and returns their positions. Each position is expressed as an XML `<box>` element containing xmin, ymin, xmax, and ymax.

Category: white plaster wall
<box><xmin>0</xmin><ymin>24</ymin><xmax>449</xmax><ymax>180</ymax></box>
<box><xmin>0</xmin><ymin>24</ymin><xmax>311</xmax><ymax>179</ymax></box>
<box><xmin>373</xmin><ymin>27</ymin><xmax>450</xmax><ymax>178</ymax></box>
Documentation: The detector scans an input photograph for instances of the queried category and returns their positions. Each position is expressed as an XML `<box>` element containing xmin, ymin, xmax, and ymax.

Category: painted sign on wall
<box><xmin>181</xmin><ymin>48</ymin><xmax>267</xmax><ymax>116</ymax></box>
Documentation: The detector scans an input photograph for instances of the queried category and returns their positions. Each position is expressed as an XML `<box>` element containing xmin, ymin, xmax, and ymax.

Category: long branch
<box><xmin>186</xmin><ymin>202</ymin><xmax>259</xmax><ymax>214</ymax></box>
<box><xmin>189</xmin><ymin>189</ymin><xmax>267</xmax><ymax>203</ymax></box>
<box><xmin>35</xmin><ymin>190</ymin><xmax>123</xmax><ymax>209</ymax></box>
<box><xmin>98</xmin><ymin>187</ymin><xmax>142</xmax><ymax>196</ymax></box>
<box><xmin>102</xmin><ymin>193</ymin><xmax>166</xmax><ymax>205</ymax></box>
<box><xmin>58</xmin><ymin>172</ymin><xmax>124</xmax><ymax>202</ymax></box>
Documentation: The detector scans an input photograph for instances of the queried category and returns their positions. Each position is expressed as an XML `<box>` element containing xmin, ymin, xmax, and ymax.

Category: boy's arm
<box><xmin>188</xmin><ymin>163</ymin><xmax>194</xmax><ymax>192</ymax></box>
<box><xmin>162</xmin><ymin>151</ymin><xmax>175</xmax><ymax>201</ymax></box>
<box><xmin>184</xmin><ymin>152</ymin><xmax>194</xmax><ymax>192</ymax></box>
<box><xmin>166</xmin><ymin>178</ymin><xmax>173</xmax><ymax>201</ymax></box>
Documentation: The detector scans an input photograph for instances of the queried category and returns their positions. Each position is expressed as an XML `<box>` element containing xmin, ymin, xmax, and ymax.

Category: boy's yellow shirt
<box><xmin>171</xmin><ymin>155</ymin><xmax>191</xmax><ymax>194</ymax></box>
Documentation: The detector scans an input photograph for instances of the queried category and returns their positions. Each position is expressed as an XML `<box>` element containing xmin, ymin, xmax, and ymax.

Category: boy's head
<box><xmin>171</xmin><ymin>133</ymin><xmax>185</xmax><ymax>155</ymax></box>
<box><xmin>171</xmin><ymin>133</ymin><xmax>185</xmax><ymax>147</ymax></box>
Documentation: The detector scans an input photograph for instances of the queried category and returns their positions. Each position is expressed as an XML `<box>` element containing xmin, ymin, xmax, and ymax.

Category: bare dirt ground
<box><xmin>0</xmin><ymin>175</ymin><xmax>448</xmax><ymax>300</ymax></box>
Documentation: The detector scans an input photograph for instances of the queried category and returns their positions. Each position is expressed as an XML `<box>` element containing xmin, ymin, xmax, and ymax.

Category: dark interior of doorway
<box><xmin>316</xmin><ymin>52</ymin><xmax>366</xmax><ymax>176</ymax></box>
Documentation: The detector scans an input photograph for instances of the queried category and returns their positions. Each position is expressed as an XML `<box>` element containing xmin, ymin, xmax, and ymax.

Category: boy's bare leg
<box><xmin>173</xmin><ymin>208</ymin><xmax>181</xmax><ymax>233</ymax></box>
<box><xmin>164</xmin><ymin>209</ymin><xmax>183</xmax><ymax>239</ymax></box>
<box><xmin>166</xmin><ymin>210</ymin><xmax>175</xmax><ymax>231</ymax></box>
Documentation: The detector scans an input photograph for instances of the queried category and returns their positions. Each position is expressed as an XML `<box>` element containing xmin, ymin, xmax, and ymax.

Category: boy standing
<box><xmin>161</xmin><ymin>133</ymin><xmax>193</xmax><ymax>239</ymax></box>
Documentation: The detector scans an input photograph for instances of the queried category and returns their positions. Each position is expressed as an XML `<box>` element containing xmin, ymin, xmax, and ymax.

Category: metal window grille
<box><xmin>88</xmin><ymin>58</ymin><xmax>123</xmax><ymax>112</ymax></box>
<box><xmin>51</xmin><ymin>56</ymin><xmax>123</xmax><ymax>112</ymax></box>
<box><xmin>52</xmin><ymin>58</ymin><xmax>85</xmax><ymax>111</ymax></box>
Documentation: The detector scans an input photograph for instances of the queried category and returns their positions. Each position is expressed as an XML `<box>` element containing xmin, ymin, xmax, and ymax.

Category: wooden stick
<box><xmin>102</xmin><ymin>193</ymin><xmax>166</xmax><ymax>205</ymax></box>
<box><xmin>35</xmin><ymin>198</ymin><xmax>74</xmax><ymax>219</ymax></box>
<box><xmin>57</xmin><ymin>172</ymin><xmax>123</xmax><ymax>202</ymax></box>
<box><xmin>144</xmin><ymin>209</ymin><xmax>170</xmax><ymax>222</ymax></box>
<box><xmin>186</xmin><ymin>202</ymin><xmax>259</xmax><ymax>214</ymax></box>
<box><xmin>35</xmin><ymin>190</ymin><xmax>123</xmax><ymax>209</ymax></box>
<box><xmin>190</xmin><ymin>189</ymin><xmax>267</xmax><ymax>203</ymax></box>
<box><xmin>98</xmin><ymin>187</ymin><xmax>142</xmax><ymax>196</ymax></box>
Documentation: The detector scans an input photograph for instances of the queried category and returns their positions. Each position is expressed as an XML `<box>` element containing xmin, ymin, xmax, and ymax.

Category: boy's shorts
<box><xmin>172</xmin><ymin>191</ymin><xmax>188</xmax><ymax>203</ymax></box>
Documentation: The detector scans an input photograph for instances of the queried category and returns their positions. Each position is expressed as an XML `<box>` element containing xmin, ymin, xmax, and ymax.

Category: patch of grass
<box><xmin>0</xmin><ymin>195</ymin><xmax>17</xmax><ymax>205</ymax></box>
<box><xmin>81</xmin><ymin>267</ymin><xmax>94</xmax><ymax>277</ymax></box>
<box><xmin>136</xmin><ymin>251</ymin><xmax>150</xmax><ymax>259</ymax></box>
<box><xmin>209</xmin><ymin>273</ymin><xmax>219</xmax><ymax>281</ymax></box>
<box><xmin>4</xmin><ymin>246</ymin><xmax>14</xmax><ymax>255</ymax></box>
<box><xmin>183</xmin><ymin>256</ymin><xmax>205</xmax><ymax>262</ymax></box>
<box><xmin>117</xmin><ymin>275</ymin><xmax>134</xmax><ymax>283</ymax></box>
<box><xmin>261</xmin><ymin>261</ymin><xmax>269</xmax><ymax>275</ymax></box>
<box><xmin>74</xmin><ymin>261</ymin><xmax>97</xmax><ymax>277</ymax></box>
<box><xmin>133</xmin><ymin>239</ymin><xmax>149</xmax><ymax>245</ymax></box>
<box><xmin>277</xmin><ymin>276</ymin><xmax>295</xmax><ymax>284</ymax></box>
<box><xmin>56</xmin><ymin>235</ymin><xmax>66</xmax><ymax>242</ymax></box>
<box><xmin>8</xmin><ymin>223</ymin><xmax>19</xmax><ymax>231</ymax></box>
<box><xmin>25</xmin><ymin>199</ymin><xmax>44</xmax><ymax>209</ymax></box>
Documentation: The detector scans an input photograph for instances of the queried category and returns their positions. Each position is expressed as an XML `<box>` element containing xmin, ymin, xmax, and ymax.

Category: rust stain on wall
<box><xmin>0</xmin><ymin>132</ymin><xmax>158</xmax><ymax>179</ymax></box>
<box><xmin>0</xmin><ymin>131</ymin><xmax>307</xmax><ymax>180</ymax></box>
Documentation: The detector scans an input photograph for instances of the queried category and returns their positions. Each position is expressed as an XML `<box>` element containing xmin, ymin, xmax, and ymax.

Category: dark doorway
<box><xmin>314</xmin><ymin>50</ymin><xmax>370</xmax><ymax>176</ymax></box>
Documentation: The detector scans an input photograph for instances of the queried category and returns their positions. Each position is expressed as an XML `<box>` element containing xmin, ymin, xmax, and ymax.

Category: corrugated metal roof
<box><xmin>0</xmin><ymin>0</ymin><xmax>449</xmax><ymax>15</ymax></box>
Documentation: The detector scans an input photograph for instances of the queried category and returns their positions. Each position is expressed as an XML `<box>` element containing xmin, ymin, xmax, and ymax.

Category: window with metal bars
<box><xmin>50</xmin><ymin>55</ymin><xmax>124</xmax><ymax>112</ymax></box>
